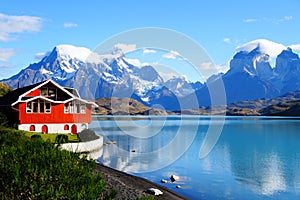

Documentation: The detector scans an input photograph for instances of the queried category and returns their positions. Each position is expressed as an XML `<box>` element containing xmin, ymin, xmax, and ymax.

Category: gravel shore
<box><xmin>95</xmin><ymin>164</ymin><xmax>189</xmax><ymax>200</ymax></box>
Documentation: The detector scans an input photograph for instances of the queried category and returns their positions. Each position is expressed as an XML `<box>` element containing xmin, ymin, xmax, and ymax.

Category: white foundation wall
<box><xmin>18</xmin><ymin>123</ymin><xmax>88</xmax><ymax>134</ymax></box>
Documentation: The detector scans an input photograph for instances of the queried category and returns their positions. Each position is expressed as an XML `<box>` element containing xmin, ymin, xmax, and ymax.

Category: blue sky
<box><xmin>1</xmin><ymin>0</ymin><xmax>300</xmax><ymax>81</ymax></box>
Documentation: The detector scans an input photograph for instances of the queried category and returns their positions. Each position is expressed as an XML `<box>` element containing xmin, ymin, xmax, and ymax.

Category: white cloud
<box><xmin>243</xmin><ymin>16</ymin><xmax>293</xmax><ymax>24</ymax></box>
<box><xmin>0</xmin><ymin>48</ymin><xmax>16</xmax><ymax>62</ymax></box>
<box><xmin>289</xmin><ymin>44</ymin><xmax>300</xmax><ymax>51</ymax></box>
<box><xmin>162</xmin><ymin>50</ymin><xmax>181</xmax><ymax>60</ymax></box>
<box><xmin>113</xmin><ymin>43</ymin><xmax>137</xmax><ymax>53</ymax></box>
<box><xmin>200</xmin><ymin>62</ymin><xmax>213</xmax><ymax>70</ymax></box>
<box><xmin>215</xmin><ymin>63</ymin><xmax>230</xmax><ymax>74</ymax></box>
<box><xmin>63</xmin><ymin>22</ymin><xmax>78</xmax><ymax>28</ymax></box>
<box><xmin>34</xmin><ymin>51</ymin><xmax>50</xmax><ymax>60</ymax></box>
<box><xmin>143</xmin><ymin>48</ymin><xmax>156</xmax><ymax>54</ymax></box>
<box><xmin>223</xmin><ymin>38</ymin><xmax>231</xmax><ymax>44</ymax></box>
<box><xmin>0</xmin><ymin>13</ymin><xmax>42</xmax><ymax>41</ymax></box>
<box><xmin>244</xmin><ymin>18</ymin><xmax>258</xmax><ymax>23</ymax></box>
<box><xmin>284</xmin><ymin>16</ymin><xmax>293</xmax><ymax>21</ymax></box>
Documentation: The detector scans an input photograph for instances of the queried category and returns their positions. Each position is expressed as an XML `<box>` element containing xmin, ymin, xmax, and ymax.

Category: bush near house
<box><xmin>24</xmin><ymin>132</ymin><xmax>80</xmax><ymax>143</ymax></box>
<box><xmin>77</xmin><ymin>129</ymin><xmax>99</xmax><ymax>142</ymax></box>
<box><xmin>55</xmin><ymin>134</ymin><xmax>69</xmax><ymax>144</ymax></box>
<box><xmin>0</xmin><ymin>126</ymin><xmax>116</xmax><ymax>199</ymax></box>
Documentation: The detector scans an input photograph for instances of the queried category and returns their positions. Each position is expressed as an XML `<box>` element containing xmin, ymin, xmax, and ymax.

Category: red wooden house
<box><xmin>0</xmin><ymin>80</ymin><xmax>97</xmax><ymax>134</ymax></box>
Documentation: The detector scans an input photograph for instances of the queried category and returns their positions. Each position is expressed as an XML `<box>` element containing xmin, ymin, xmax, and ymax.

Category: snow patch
<box><xmin>123</xmin><ymin>57</ymin><xmax>141</xmax><ymax>67</ymax></box>
<box><xmin>40</xmin><ymin>68</ymin><xmax>53</xmax><ymax>74</ymax></box>
<box><xmin>56</xmin><ymin>44</ymin><xmax>92</xmax><ymax>62</ymax></box>
<box><xmin>236</xmin><ymin>39</ymin><xmax>287</xmax><ymax>58</ymax></box>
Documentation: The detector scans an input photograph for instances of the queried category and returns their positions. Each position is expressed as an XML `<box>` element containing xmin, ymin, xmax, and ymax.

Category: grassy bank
<box><xmin>0</xmin><ymin>126</ymin><xmax>116</xmax><ymax>199</ymax></box>
<box><xmin>24</xmin><ymin>131</ymin><xmax>80</xmax><ymax>143</ymax></box>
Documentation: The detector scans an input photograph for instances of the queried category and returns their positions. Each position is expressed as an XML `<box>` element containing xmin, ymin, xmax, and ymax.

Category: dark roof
<box><xmin>0</xmin><ymin>81</ymin><xmax>46</xmax><ymax>106</ymax></box>
<box><xmin>64</xmin><ymin>87</ymin><xmax>79</xmax><ymax>97</ymax></box>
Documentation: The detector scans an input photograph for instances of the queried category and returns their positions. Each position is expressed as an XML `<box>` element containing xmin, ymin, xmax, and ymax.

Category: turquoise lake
<box><xmin>91</xmin><ymin>116</ymin><xmax>300</xmax><ymax>199</ymax></box>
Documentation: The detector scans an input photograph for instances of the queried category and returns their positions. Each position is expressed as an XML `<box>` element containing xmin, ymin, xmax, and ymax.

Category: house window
<box><xmin>41</xmin><ymin>87</ymin><xmax>48</xmax><ymax>96</ymax></box>
<box><xmin>42</xmin><ymin>125</ymin><xmax>48</xmax><ymax>134</ymax></box>
<box><xmin>64</xmin><ymin>124</ymin><xmax>69</xmax><ymax>130</ymax></box>
<box><xmin>70</xmin><ymin>102</ymin><xmax>74</xmax><ymax>113</ymax></box>
<box><xmin>40</xmin><ymin>101</ymin><xmax>45</xmax><ymax>113</ymax></box>
<box><xmin>64</xmin><ymin>102</ymin><xmax>75</xmax><ymax>113</ymax></box>
<box><xmin>48</xmin><ymin>88</ymin><xmax>56</xmax><ymax>97</ymax></box>
<box><xmin>76</xmin><ymin>103</ymin><xmax>80</xmax><ymax>113</ymax></box>
<box><xmin>30</xmin><ymin>125</ymin><xmax>35</xmax><ymax>131</ymax></box>
<box><xmin>65</xmin><ymin>101</ymin><xmax>84</xmax><ymax>113</ymax></box>
<box><xmin>45</xmin><ymin>102</ymin><xmax>51</xmax><ymax>113</ymax></box>
<box><xmin>33</xmin><ymin>101</ymin><xmax>38</xmax><ymax>113</ymax></box>
<box><xmin>27</xmin><ymin>100</ymin><xmax>51</xmax><ymax>113</ymax></box>
<box><xmin>26</xmin><ymin>102</ymin><xmax>32</xmax><ymax>113</ymax></box>
<box><xmin>41</xmin><ymin>87</ymin><xmax>57</xmax><ymax>99</ymax></box>
<box><xmin>80</xmin><ymin>104</ymin><xmax>86</xmax><ymax>114</ymax></box>
<box><xmin>64</xmin><ymin>103</ymin><xmax>70</xmax><ymax>113</ymax></box>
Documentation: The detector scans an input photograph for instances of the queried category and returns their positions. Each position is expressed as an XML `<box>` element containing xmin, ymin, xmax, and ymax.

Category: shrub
<box><xmin>0</xmin><ymin>127</ymin><xmax>115</xmax><ymax>199</ymax></box>
<box><xmin>77</xmin><ymin>129</ymin><xmax>99</xmax><ymax>142</ymax></box>
<box><xmin>0</xmin><ymin>112</ymin><xmax>9</xmax><ymax>127</ymax></box>
<box><xmin>55</xmin><ymin>134</ymin><xmax>69</xmax><ymax>144</ymax></box>
<box><xmin>31</xmin><ymin>134</ymin><xmax>42</xmax><ymax>140</ymax></box>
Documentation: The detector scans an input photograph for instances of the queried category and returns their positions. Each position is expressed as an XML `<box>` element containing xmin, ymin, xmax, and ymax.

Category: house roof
<box><xmin>0</xmin><ymin>81</ymin><xmax>46</xmax><ymax>106</ymax></box>
<box><xmin>64</xmin><ymin>87</ymin><xmax>80</xmax><ymax>97</ymax></box>
<box><xmin>0</xmin><ymin>79</ymin><xmax>98</xmax><ymax>107</ymax></box>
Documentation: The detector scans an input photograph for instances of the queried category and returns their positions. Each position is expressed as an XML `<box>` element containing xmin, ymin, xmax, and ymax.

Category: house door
<box><xmin>71</xmin><ymin>124</ymin><xmax>77</xmax><ymax>134</ymax></box>
<box><xmin>42</xmin><ymin>125</ymin><xmax>48</xmax><ymax>134</ymax></box>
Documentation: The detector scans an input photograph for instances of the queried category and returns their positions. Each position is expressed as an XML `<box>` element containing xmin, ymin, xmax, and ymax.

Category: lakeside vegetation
<box><xmin>24</xmin><ymin>131</ymin><xmax>80</xmax><ymax>143</ymax></box>
<box><xmin>0</xmin><ymin>126</ymin><xmax>116</xmax><ymax>199</ymax></box>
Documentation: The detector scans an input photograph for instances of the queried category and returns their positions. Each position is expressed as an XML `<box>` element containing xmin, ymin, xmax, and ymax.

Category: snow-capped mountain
<box><xmin>235</xmin><ymin>39</ymin><xmax>287</xmax><ymax>59</ymax></box>
<box><xmin>274</xmin><ymin>48</ymin><xmax>300</xmax><ymax>94</ymax></box>
<box><xmin>1</xmin><ymin>44</ymin><xmax>199</xmax><ymax>110</ymax></box>
<box><xmin>192</xmin><ymin>39</ymin><xmax>300</xmax><ymax>106</ymax></box>
<box><xmin>2</xmin><ymin>39</ymin><xmax>300</xmax><ymax>110</ymax></box>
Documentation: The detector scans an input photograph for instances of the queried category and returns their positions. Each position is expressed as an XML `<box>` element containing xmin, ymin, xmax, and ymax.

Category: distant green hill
<box><xmin>0</xmin><ymin>82</ymin><xmax>12</xmax><ymax>97</ymax></box>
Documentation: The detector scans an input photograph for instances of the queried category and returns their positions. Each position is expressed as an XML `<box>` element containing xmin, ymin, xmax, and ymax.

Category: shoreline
<box><xmin>95</xmin><ymin>164</ymin><xmax>189</xmax><ymax>200</ymax></box>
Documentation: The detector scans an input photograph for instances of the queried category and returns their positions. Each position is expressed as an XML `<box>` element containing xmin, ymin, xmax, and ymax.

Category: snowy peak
<box><xmin>54</xmin><ymin>44</ymin><xmax>92</xmax><ymax>62</ymax></box>
<box><xmin>236</xmin><ymin>39</ymin><xmax>287</xmax><ymax>58</ymax></box>
<box><xmin>277</xmin><ymin>47</ymin><xmax>299</xmax><ymax>60</ymax></box>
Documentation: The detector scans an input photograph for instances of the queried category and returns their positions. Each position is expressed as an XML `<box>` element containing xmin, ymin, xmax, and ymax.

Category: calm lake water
<box><xmin>90</xmin><ymin>116</ymin><xmax>300</xmax><ymax>200</ymax></box>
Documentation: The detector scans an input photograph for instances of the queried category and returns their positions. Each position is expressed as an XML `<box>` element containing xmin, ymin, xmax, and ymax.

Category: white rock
<box><xmin>170</xmin><ymin>175</ymin><xmax>180</xmax><ymax>182</ymax></box>
<box><xmin>161</xmin><ymin>179</ymin><xmax>168</xmax><ymax>183</ymax></box>
<box><xmin>146</xmin><ymin>188</ymin><xmax>163</xmax><ymax>196</ymax></box>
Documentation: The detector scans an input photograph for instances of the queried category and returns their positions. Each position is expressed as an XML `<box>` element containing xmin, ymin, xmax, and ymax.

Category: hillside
<box><xmin>0</xmin><ymin>82</ymin><xmax>12</xmax><ymax>97</ymax></box>
<box><xmin>260</xmin><ymin>100</ymin><xmax>300</xmax><ymax>116</ymax></box>
<box><xmin>178</xmin><ymin>90</ymin><xmax>300</xmax><ymax>116</ymax></box>
<box><xmin>94</xmin><ymin>97</ymin><xmax>169</xmax><ymax>115</ymax></box>
<box><xmin>94</xmin><ymin>90</ymin><xmax>300</xmax><ymax>116</ymax></box>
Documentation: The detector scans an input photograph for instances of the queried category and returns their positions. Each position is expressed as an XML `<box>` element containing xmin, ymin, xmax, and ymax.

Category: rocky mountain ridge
<box><xmin>2</xmin><ymin>39</ymin><xmax>300</xmax><ymax>111</ymax></box>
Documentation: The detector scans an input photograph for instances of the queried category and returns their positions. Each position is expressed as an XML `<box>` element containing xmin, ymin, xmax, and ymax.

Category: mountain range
<box><xmin>2</xmin><ymin>39</ymin><xmax>300</xmax><ymax>111</ymax></box>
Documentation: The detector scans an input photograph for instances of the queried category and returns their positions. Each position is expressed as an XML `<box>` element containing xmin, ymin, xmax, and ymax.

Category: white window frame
<box><xmin>26</xmin><ymin>100</ymin><xmax>51</xmax><ymax>114</ymax></box>
<box><xmin>80</xmin><ymin>104</ymin><xmax>86</xmax><ymax>114</ymax></box>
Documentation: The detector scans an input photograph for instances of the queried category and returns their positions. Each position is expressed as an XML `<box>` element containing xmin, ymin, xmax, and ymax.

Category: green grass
<box><xmin>0</xmin><ymin>126</ymin><xmax>116</xmax><ymax>199</ymax></box>
<box><xmin>24</xmin><ymin>132</ymin><xmax>80</xmax><ymax>143</ymax></box>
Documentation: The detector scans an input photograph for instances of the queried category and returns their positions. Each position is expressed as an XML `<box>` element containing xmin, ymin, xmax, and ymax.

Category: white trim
<box><xmin>11</xmin><ymin>79</ymin><xmax>98</xmax><ymax>107</ymax></box>
<box><xmin>18</xmin><ymin>123</ymin><xmax>89</xmax><ymax>134</ymax></box>
<box><xmin>25</xmin><ymin>100</ymin><xmax>52</xmax><ymax>114</ymax></box>
<box><xmin>63</xmin><ymin>86</ymin><xmax>81</xmax><ymax>98</ymax></box>
<box><xmin>12</xmin><ymin>80</ymin><xmax>74</xmax><ymax>105</ymax></box>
